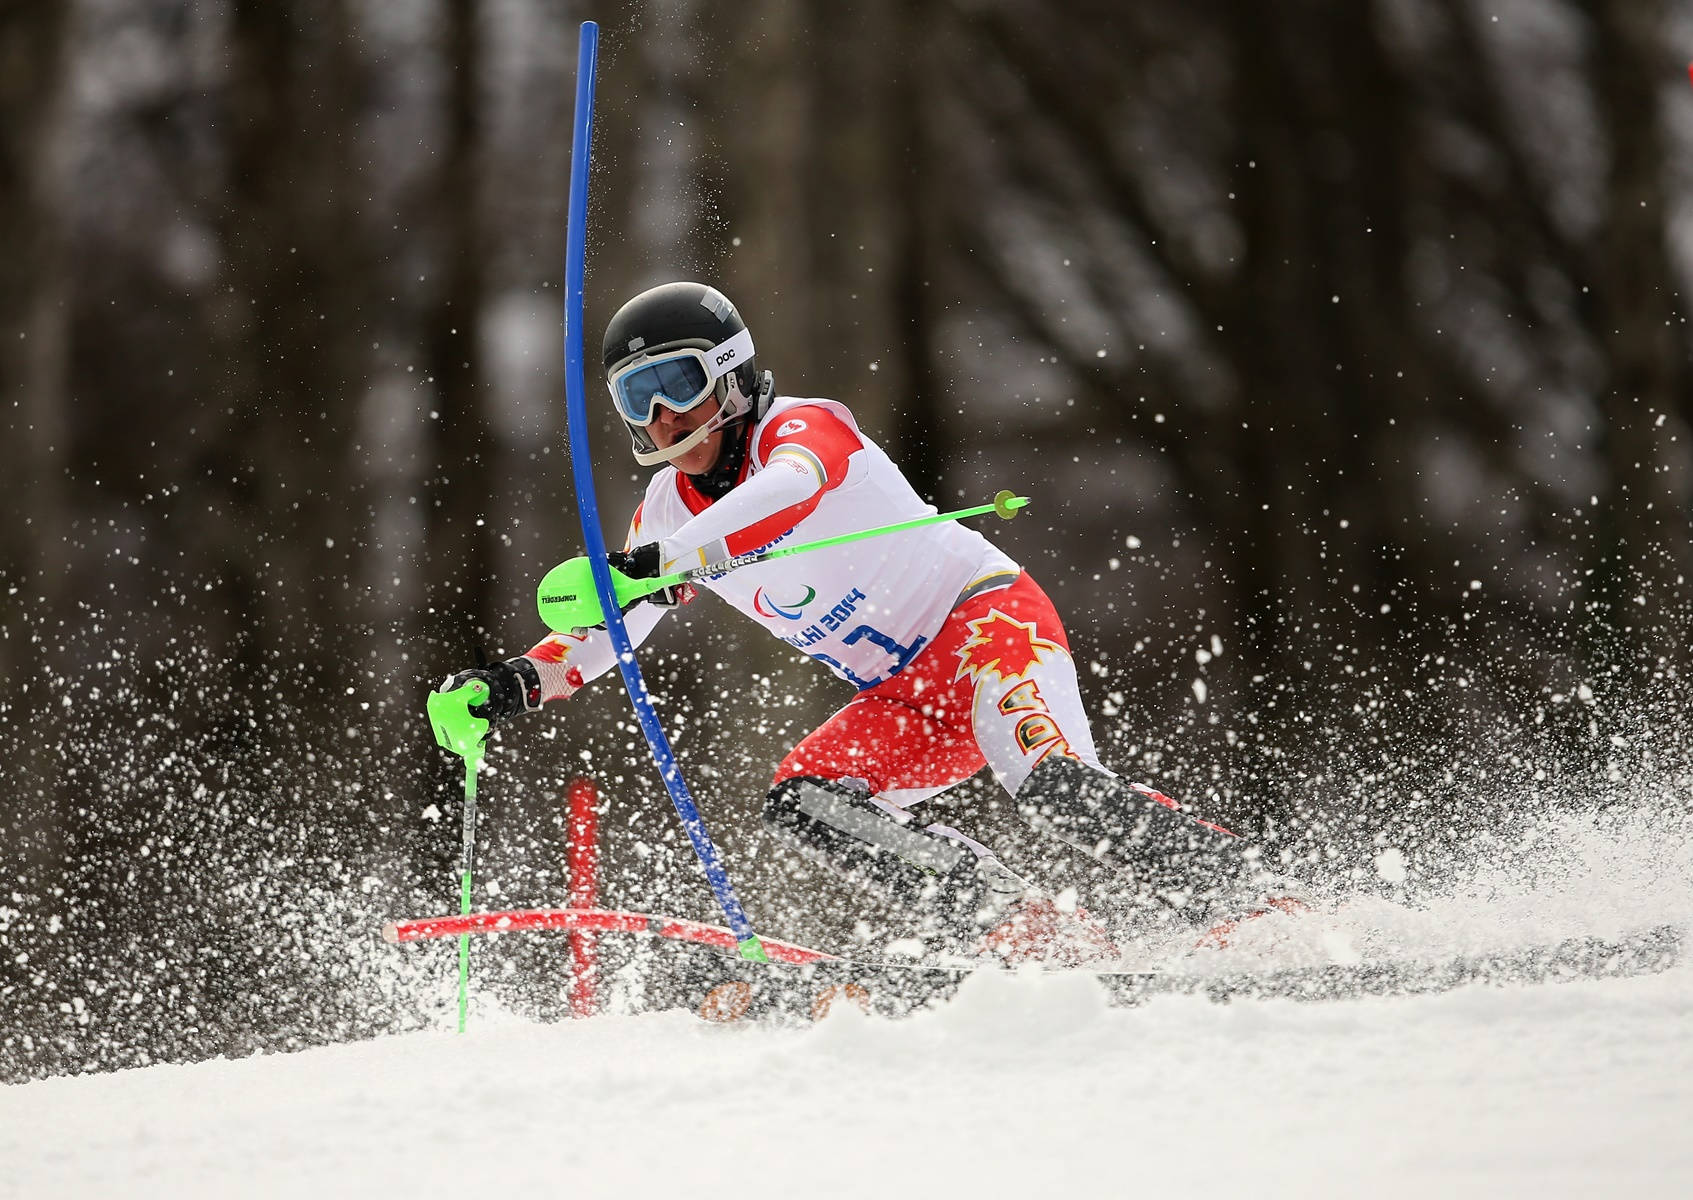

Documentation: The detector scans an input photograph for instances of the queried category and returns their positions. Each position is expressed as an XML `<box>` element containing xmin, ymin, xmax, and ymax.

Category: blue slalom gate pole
<box><xmin>560</xmin><ymin>22</ymin><xmax>768</xmax><ymax>962</ymax></box>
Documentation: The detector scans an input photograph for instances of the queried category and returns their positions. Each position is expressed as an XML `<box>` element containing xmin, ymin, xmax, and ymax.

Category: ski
<box><xmin>663</xmin><ymin>923</ymin><xmax>1683</xmax><ymax>1023</ymax></box>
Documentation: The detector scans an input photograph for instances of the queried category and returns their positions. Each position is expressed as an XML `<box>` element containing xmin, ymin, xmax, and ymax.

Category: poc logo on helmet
<box><xmin>715</xmin><ymin>347</ymin><xmax>738</xmax><ymax>367</ymax></box>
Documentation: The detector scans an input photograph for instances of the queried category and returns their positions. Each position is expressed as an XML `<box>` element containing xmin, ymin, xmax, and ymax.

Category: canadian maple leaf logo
<box><xmin>529</xmin><ymin>632</ymin><xmax>588</xmax><ymax>663</ymax></box>
<box><xmin>954</xmin><ymin>610</ymin><xmax>1062</xmax><ymax>686</ymax></box>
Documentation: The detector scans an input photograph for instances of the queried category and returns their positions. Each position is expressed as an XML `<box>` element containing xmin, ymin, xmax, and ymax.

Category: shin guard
<box><xmin>762</xmin><ymin>776</ymin><xmax>1026</xmax><ymax>924</ymax></box>
<box><xmin>1013</xmin><ymin>757</ymin><xmax>1249</xmax><ymax>910</ymax></box>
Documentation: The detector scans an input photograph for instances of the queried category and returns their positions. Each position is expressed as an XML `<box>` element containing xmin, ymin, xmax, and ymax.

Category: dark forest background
<box><xmin>3</xmin><ymin>0</ymin><xmax>1690</xmax><ymax>1081</ymax></box>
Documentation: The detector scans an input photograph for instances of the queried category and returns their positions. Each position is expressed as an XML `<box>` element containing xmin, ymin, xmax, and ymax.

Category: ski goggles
<box><xmin>608</xmin><ymin>327</ymin><xmax>756</xmax><ymax>427</ymax></box>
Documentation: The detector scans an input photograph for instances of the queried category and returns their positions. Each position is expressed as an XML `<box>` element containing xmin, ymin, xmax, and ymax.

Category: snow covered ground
<box><xmin>4</xmin><ymin>811</ymin><xmax>1691</xmax><ymax>1200</ymax></box>
<box><xmin>4</xmin><ymin>962</ymin><xmax>1690</xmax><ymax>1199</ymax></box>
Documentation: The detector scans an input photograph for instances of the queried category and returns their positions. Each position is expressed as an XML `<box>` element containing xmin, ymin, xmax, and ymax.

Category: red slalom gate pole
<box><xmin>382</xmin><ymin>907</ymin><xmax>833</xmax><ymax>965</ymax></box>
<box><xmin>566</xmin><ymin>777</ymin><xmax>600</xmax><ymax>1017</ymax></box>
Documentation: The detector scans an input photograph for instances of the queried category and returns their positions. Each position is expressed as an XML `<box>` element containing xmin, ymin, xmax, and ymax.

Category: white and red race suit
<box><xmin>521</xmin><ymin>396</ymin><xmax>1108</xmax><ymax>810</ymax></box>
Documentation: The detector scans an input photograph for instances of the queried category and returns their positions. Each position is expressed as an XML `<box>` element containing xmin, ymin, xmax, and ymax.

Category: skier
<box><xmin>435</xmin><ymin>281</ymin><xmax>1300</xmax><ymax>963</ymax></box>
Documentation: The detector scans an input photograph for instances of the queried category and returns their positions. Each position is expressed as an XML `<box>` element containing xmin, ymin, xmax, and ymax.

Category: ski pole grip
<box><xmin>427</xmin><ymin>681</ymin><xmax>492</xmax><ymax>759</ymax></box>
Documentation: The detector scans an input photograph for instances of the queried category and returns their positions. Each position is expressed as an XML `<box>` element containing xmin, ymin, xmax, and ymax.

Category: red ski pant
<box><xmin>773</xmin><ymin>573</ymin><xmax>1105</xmax><ymax>809</ymax></box>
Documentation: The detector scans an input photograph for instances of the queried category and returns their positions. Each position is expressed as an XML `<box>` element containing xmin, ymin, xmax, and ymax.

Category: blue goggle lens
<box><xmin>614</xmin><ymin>356</ymin><xmax>711</xmax><ymax>425</ymax></box>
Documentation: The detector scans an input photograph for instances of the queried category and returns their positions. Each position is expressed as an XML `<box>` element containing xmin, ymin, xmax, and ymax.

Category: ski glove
<box><xmin>607</xmin><ymin>543</ymin><xmax>689</xmax><ymax>609</ymax></box>
<box><xmin>438</xmin><ymin>656</ymin><xmax>544</xmax><ymax>723</ymax></box>
<box><xmin>606</xmin><ymin>542</ymin><xmax>660</xmax><ymax>580</ymax></box>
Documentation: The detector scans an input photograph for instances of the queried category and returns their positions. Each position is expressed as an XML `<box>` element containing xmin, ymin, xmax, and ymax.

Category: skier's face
<box><xmin>652</xmin><ymin>399</ymin><xmax>725</xmax><ymax>475</ymax></box>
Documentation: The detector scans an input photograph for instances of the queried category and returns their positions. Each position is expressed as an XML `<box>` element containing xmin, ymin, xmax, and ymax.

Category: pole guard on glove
<box><xmin>428</xmin><ymin>658</ymin><xmax>542</xmax><ymax>759</ymax></box>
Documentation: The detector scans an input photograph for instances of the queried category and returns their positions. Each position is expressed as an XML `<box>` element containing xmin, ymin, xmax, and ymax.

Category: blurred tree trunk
<box><xmin>1581</xmin><ymin>0</ymin><xmax>1692</xmax><ymax>669</ymax></box>
<box><xmin>212</xmin><ymin>0</ymin><xmax>369</xmax><ymax>691</ymax></box>
<box><xmin>420</xmin><ymin>0</ymin><xmax>498</xmax><ymax>652</ymax></box>
<box><xmin>1214</xmin><ymin>0</ymin><xmax>1364</xmax><ymax>813</ymax></box>
<box><xmin>0</xmin><ymin>0</ymin><xmax>74</xmax><ymax>961</ymax></box>
<box><xmin>1218</xmin><ymin>0</ymin><xmax>1449</xmax><ymax>667</ymax></box>
<box><xmin>888</xmin><ymin>1</ymin><xmax>946</xmax><ymax>505</ymax></box>
<box><xmin>798</xmin><ymin>0</ymin><xmax>904</xmax><ymax>439</ymax></box>
<box><xmin>721</xmin><ymin>0</ymin><xmax>812</xmax><ymax>476</ymax></box>
<box><xmin>0</xmin><ymin>0</ymin><xmax>73</xmax><ymax>639</ymax></box>
<box><xmin>722</xmin><ymin>0</ymin><xmax>909</xmax><ymax>438</ymax></box>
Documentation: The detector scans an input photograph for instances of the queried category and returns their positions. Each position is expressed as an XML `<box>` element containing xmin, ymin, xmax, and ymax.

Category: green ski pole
<box><xmin>454</xmin><ymin>748</ymin><xmax>481</xmax><ymax>1033</ymax></box>
<box><xmin>538</xmin><ymin>490</ymin><xmax>1030</xmax><ymax>633</ymax></box>
<box><xmin>426</xmin><ymin>679</ymin><xmax>493</xmax><ymax>1032</ymax></box>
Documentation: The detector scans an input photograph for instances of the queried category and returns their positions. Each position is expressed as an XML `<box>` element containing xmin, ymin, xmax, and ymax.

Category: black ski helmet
<box><xmin>601</xmin><ymin>282</ymin><xmax>773</xmax><ymax>466</ymax></box>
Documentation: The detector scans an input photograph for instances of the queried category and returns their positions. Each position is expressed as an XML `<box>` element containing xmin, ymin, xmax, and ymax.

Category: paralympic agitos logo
<box><xmin>752</xmin><ymin>585</ymin><xmax>817</xmax><ymax>620</ymax></box>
